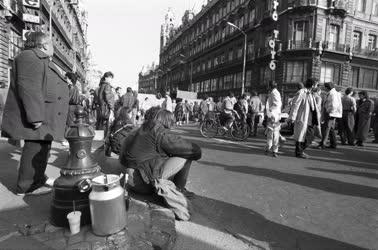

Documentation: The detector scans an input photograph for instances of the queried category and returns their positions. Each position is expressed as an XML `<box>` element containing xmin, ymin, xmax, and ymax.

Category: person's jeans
<box><xmin>295</xmin><ymin>126</ymin><xmax>315</xmax><ymax>156</ymax></box>
<box><xmin>339</xmin><ymin>112</ymin><xmax>355</xmax><ymax>145</ymax></box>
<box><xmin>320</xmin><ymin>115</ymin><xmax>337</xmax><ymax>147</ymax></box>
<box><xmin>126</xmin><ymin>157</ymin><xmax>192</xmax><ymax>194</ymax></box>
<box><xmin>17</xmin><ymin>140</ymin><xmax>51</xmax><ymax>193</ymax></box>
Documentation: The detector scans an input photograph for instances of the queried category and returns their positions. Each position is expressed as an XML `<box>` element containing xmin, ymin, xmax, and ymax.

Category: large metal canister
<box><xmin>89</xmin><ymin>174</ymin><xmax>127</xmax><ymax>236</ymax></box>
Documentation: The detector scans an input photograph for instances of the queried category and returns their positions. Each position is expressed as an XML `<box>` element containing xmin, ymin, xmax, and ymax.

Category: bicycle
<box><xmin>200</xmin><ymin>111</ymin><xmax>250</xmax><ymax>141</ymax></box>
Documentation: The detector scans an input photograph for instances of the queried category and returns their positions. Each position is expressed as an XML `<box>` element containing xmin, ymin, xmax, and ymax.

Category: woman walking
<box><xmin>355</xmin><ymin>91</ymin><xmax>374</xmax><ymax>146</ymax></box>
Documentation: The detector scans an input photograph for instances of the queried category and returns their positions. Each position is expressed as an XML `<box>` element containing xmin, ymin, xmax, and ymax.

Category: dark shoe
<box><xmin>348</xmin><ymin>143</ymin><xmax>355</xmax><ymax>146</ymax></box>
<box><xmin>180</xmin><ymin>188</ymin><xmax>195</xmax><ymax>199</ymax></box>
<box><xmin>17</xmin><ymin>186</ymin><xmax>52</xmax><ymax>196</ymax></box>
<box><xmin>325</xmin><ymin>145</ymin><xmax>337</xmax><ymax>149</ymax></box>
<box><xmin>356</xmin><ymin>143</ymin><xmax>364</xmax><ymax>147</ymax></box>
<box><xmin>296</xmin><ymin>153</ymin><xmax>309</xmax><ymax>159</ymax></box>
<box><xmin>272</xmin><ymin>152</ymin><xmax>278</xmax><ymax>158</ymax></box>
<box><xmin>372</xmin><ymin>140</ymin><xmax>378</xmax><ymax>144</ymax></box>
<box><xmin>316</xmin><ymin>144</ymin><xmax>325</xmax><ymax>149</ymax></box>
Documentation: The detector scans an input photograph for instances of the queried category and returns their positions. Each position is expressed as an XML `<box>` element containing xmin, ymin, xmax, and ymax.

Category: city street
<box><xmin>173</xmin><ymin>126</ymin><xmax>378</xmax><ymax>250</ymax></box>
<box><xmin>0</xmin><ymin>126</ymin><xmax>377</xmax><ymax>250</ymax></box>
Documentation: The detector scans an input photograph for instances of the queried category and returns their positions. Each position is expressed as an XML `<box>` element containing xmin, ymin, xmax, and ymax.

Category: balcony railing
<box><xmin>327</xmin><ymin>0</ymin><xmax>348</xmax><ymax>16</ymax></box>
<box><xmin>328</xmin><ymin>0</ymin><xmax>348</xmax><ymax>10</ymax></box>
<box><xmin>289</xmin><ymin>0</ymin><xmax>318</xmax><ymax>8</ymax></box>
<box><xmin>323</xmin><ymin>41</ymin><xmax>350</xmax><ymax>53</ymax></box>
<box><xmin>285</xmin><ymin>40</ymin><xmax>315</xmax><ymax>50</ymax></box>
<box><xmin>352</xmin><ymin>47</ymin><xmax>378</xmax><ymax>59</ymax></box>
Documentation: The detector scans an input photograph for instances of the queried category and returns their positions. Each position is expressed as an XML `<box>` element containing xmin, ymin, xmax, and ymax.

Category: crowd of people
<box><xmin>0</xmin><ymin>31</ymin><xmax>377</xmax><ymax>221</ymax></box>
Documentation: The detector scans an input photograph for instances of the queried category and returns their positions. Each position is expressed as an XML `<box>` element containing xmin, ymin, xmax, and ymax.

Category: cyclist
<box><xmin>221</xmin><ymin>92</ymin><xmax>238</xmax><ymax>130</ymax></box>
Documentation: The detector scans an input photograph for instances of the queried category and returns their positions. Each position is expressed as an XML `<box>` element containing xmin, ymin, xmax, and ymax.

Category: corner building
<box><xmin>159</xmin><ymin>0</ymin><xmax>378</xmax><ymax>103</ymax></box>
<box><xmin>0</xmin><ymin>0</ymin><xmax>88</xmax><ymax>92</ymax></box>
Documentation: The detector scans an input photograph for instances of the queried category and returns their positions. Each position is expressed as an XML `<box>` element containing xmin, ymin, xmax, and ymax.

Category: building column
<box><xmin>0</xmin><ymin>18</ymin><xmax>9</xmax><ymax>86</ymax></box>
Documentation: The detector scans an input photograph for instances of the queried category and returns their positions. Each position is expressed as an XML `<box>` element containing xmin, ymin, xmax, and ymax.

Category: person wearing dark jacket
<box><xmin>355</xmin><ymin>91</ymin><xmax>374</xmax><ymax>146</ymax></box>
<box><xmin>96</xmin><ymin>72</ymin><xmax>115</xmax><ymax>131</ymax></box>
<box><xmin>120</xmin><ymin>108</ymin><xmax>201</xmax><ymax>196</ymax></box>
<box><xmin>65</xmin><ymin>72</ymin><xmax>81</xmax><ymax>127</ymax></box>
<box><xmin>1</xmin><ymin>32</ymin><xmax>69</xmax><ymax>195</ymax></box>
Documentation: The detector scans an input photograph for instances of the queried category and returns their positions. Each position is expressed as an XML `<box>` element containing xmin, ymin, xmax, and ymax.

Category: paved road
<box><xmin>173</xmin><ymin>126</ymin><xmax>378</xmax><ymax>250</ymax></box>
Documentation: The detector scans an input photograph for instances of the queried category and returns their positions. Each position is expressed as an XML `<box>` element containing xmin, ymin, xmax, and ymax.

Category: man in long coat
<box><xmin>288</xmin><ymin>78</ymin><xmax>321</xmax><ymax>159</ymax></box>
<box><xmin>1</xmin><ymin>32</ymin><xmax>69</xmax><ymax>195</ymax></box>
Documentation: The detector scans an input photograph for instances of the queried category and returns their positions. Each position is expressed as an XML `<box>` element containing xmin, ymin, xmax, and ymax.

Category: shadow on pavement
<box><xmin>199</xmin><ymin>160</ymin><xmax>378</xmax><ymax>200</ymax></box>
<box><xmin>189</xmin><ymin>194</ymin><xmax>368</xmax><ymax>250</ymax></box>
<box><xmin>307</xmin><ymin>167</ymin><xmax>378</xmax><ymax>180</ymax></box>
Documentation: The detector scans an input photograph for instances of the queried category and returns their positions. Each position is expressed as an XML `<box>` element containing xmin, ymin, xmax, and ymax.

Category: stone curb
<box><xmin>9</xmin><ymin>196</ymin><xmax>176</xmax><ymax>250</ymax></box>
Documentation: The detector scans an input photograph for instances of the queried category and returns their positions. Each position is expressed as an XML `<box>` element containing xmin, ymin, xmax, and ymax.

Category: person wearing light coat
<box><xmin>318</xmin><ymin>82</ymin><xmax>342</xmax><ymax>149</ymax></box>
<box><xmin>288</xmin><ymin>78</ymin><xmax>322</xmax><ymax>159</ymax></box>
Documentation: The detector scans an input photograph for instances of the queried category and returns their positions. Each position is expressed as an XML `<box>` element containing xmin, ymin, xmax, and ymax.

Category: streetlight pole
<box><xmin>227</xmin><ymin>22</ymin><xmax>247</xmax><ymax>95</ymax></box>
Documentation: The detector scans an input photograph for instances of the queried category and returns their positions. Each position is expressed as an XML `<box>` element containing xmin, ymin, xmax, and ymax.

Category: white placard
<box><xmin>22</xmin><ymin>13</ymin><xmax>40</xmax><ymax>24</ymax></box>
<box><xmin>23</xmin><ymin>0</ymin><xmax>40</xmax><ymax>8</ymax></box>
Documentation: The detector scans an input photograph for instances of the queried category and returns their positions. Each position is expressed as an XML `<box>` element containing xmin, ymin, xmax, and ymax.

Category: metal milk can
<box><xmin>89</xmin><ymin>174</ymin><xmax>127</xmax><ymax>236</ymax></box>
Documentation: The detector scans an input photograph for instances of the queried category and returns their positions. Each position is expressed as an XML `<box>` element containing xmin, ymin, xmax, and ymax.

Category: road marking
<box><xmin>213</xmin><ymin>138</ymin><xmax>261</xmax><ymax>149</ymax></box>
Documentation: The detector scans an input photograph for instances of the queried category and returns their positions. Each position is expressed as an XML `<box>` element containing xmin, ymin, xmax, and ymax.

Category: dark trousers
<box><xmin>295</xmin><ymin>126</ymin><xmax>315</xmax><ymax>156</ymax></box>
<box><xmin>247</xmin><ymin>112</ymin><xmax>259</xmax><ymax>136</ymax></box>
<box><xmin>320</xmin><ymin>115</ymin><xmax>337</xmax><ymax>147</ymax></box>
<box><xmin>339</xmin><ymin>112</ymin><xmax>355</xmax><ymax>145</ymax></box>
<box><xmin>17</xmin><ymin>140</ymin><xmax>51</xmax><ymax>193</ymax></box>
<box><xmin>374</xmin><ymin>116</ymin><xmax>378</xmax><ymax>141</ymax></box>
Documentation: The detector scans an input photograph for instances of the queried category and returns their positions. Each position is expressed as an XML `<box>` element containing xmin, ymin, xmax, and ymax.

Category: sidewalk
<box><xmin>0</xmin><ymin>138</ymin><xmax>176</xmax><ymax>250</ymax></box>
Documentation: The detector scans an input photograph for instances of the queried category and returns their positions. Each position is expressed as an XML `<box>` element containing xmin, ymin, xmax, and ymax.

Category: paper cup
<box><xmin>67</xmin><ymin>211</ymin><xmax>81</xmax><ymax>235</ymax></box>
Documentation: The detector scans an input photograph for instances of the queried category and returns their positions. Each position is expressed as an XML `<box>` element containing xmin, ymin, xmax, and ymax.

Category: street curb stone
<box><xmin>8</xmin><ymin>195</ymin><xmax>176</xmax><ymax>250</ymax></box>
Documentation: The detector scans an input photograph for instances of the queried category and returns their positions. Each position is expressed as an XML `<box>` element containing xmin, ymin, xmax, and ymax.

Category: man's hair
<box><xmin>24</xmin><ymin>31</ymin><xmax>49</xmax><ymax>50</ymax></box>
<box><xmin>269</xmin><ymin>81</ymin><xmax>277</xmax><ymax>89</ymax></box>
<box><xmin>127</xmin><ymin>87</ymin><xmax>132</xmax><ymax>93</ymax></box>
<box><xmin>228</xmin><ymin>92</ymin><xmax>234</xmax><ymax>97</ymax></box>
<box><xmin>324</xmin><ymin>82</ymin><xmax>334</xmax><ymax>90</ymax></box>
<box><xmin>242</xmin><ymin>93</ymin><xmax>248</xmax><ymax>99</ymax></box>
<box><xmin>103</xmin><ymin>71</ymin><xmax>114</xmax><ymax>79</ymax></box>
<box><xmin>251</xmin><ymin>91</ymin><xmax>258</xmax><ymax>96</ymax></box>
<box><xmin>142</xmin><ymin>107</ymin><xmax>174</xmax><ymax>130</ymax></box>
<box><xmin>358</xmin><ymin>90</ymin><xmax>369</xmax><ymax>99</ymax></box>
<box><xmin>65</xmin><ymin>72</ymin><xmax>77</xmax><ymax>84</ymax></box>
<box><xmin>345</xmin><ymin>87</ymin><xmax>353</xmax><ymax>95</ymax></box>
<box><xmin>305</xmin><ymin>78</ymin><xmax>317</xmax><ymax>89</ymax></box>
<box><xmin>115</xmin><ymin>87</ymin><xmax>121</xmax><ymax>92</ymax></box>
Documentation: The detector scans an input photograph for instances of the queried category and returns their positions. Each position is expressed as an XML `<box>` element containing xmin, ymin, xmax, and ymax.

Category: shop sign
<box><xmin>270</xmin><ymin>0</ymin><xmax>279</xmax><ymax>71</ymax></box>
<box><xmin>22</xmin><ymin>13</ymin><xmax>40</xmax><ymax>24</ymax></box>
<box><xmin>23</xmin><ymin>0</ymin><xmax>40</xmax><ymax>8</ymax></box>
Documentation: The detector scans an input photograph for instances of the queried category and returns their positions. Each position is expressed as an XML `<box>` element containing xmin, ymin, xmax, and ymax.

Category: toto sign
<box><xmin>269</xmin><ymin>0</ymin><xmax>279</xmax><ymax>71</ymax></box>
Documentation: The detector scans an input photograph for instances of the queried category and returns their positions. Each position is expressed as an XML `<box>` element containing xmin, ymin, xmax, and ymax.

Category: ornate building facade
<box><xmin>158</xmin><ymin>0</ymin><xmax>378</xmax><ymax>103</ymax></box>
<box><xmin>0</xmin><ymin>0</ymin><xmax>88</xmax><ymax>92</ymax></box>
<box><xmin>138</xmin><ymin>63</ymin><xmax>159</xmax><ymax>94</ymax></box>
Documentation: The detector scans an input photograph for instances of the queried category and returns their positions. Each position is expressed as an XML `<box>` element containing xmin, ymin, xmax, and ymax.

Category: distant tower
<box><xmin>160</xmin><ymin>8</ymin><xmax>176</xmax><ymax>51</ymax></box>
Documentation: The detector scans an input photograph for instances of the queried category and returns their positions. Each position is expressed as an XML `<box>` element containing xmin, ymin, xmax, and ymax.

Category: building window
<box><xmin>219</xmin><ymin>77</ymin><xmax>224</xmax><ymax>90</ymax></box>
<box><xmin>237</xmin><ymin>45</ymin><xmax>243</xmax><ymax>59</ymax></box>
<box><xmin>228</xmin><ymin>49</ymin><xmax>234</xmax><ymax>61</ymax></box>
<box><xmin>374</xmin><ymin>1</ymin><xmax>378</xmax><ymax>16</ymax></box>
<box><xmin>285</xmin><ymin>61</ymin><xmax>309</xmax><ymax>83</ymax></box>
<box><xmin>293</xmin><ymin>21</ymin><xmax>309</xmax><ymax>43</ymax></box>
<box><xmin>235</xmin><ymin>72</ymin><xmax>242</xmax><ymax>88</ymax></box>
<box><xmin>246</xmin><ymin>70</ymin><xmax>252</xmax><ymax>87</ymax></box>
<box><xmin>9</xmin><ymin>30</ymin><xmax>22</xmax><ymax>59</ymax></box>
<box><xmin>260</xmin><ymin>66</ymin><xmax>273</xmax><ymax>85</ymax></box>
<box><xmin>353</xmin><ymin>31</ymin><xmax>362</xmax><ymax>51</ymax></box>
<box><xmin>249</xmin><ymin>8</ymin><xmax>256</xmax><ymax>23</ymax></box>
<box><xmin>211</xmin><ymin>79</ymin><xmax>217</xmax><ymax>91</ymax></box>
<box><xmin>357</xmin><ymin>0</ymin><xmax>366</xmax><ymax>12</ymax></box>
<box><xmin>367</xmin><ymin>34</ymin><xmax>377</xmax><ymax>51</ymax></box>
<box><xmin>360</xmin><ymin>68</ymin><xmax>378</xmax><ymax>89</ymax></box>
<box><xmin>351</xmin><ymin>67</ymin><xmax>359</xmax><ymax>87</ymax></box>
<box><xmin>320</xmin><ymin>62</ymin><xmax>341</xmax><ymax>85</ymax></box>
<box><xmin>329</xmin><ymin>25</ymin><xmax>340</xmax><ymax>49</ymax></box>
<box><xmin>247</xmin><ymin>42</ymin><xmax>255</xmax><ymax>58</ymax></box>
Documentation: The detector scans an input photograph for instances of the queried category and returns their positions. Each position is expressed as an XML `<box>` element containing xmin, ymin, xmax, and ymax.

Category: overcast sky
<box><xmin>85</xmin><ymin>0</ymin><xmax>203</xmax><ymax>91</ymax></box>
